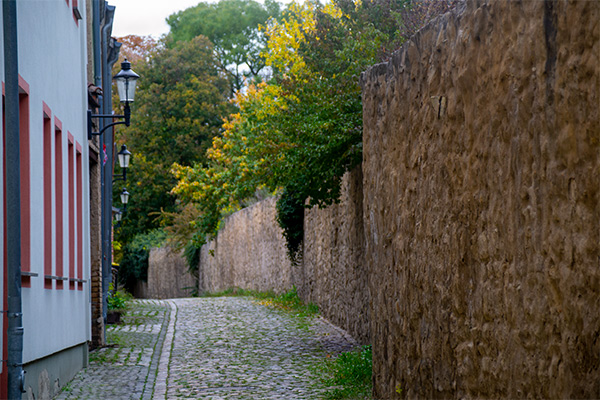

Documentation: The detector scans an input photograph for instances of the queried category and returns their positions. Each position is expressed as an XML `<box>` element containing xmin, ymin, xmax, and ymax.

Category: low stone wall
<box><xmin>361</xmin><ymin>0</ymin><xmax>599</xmax><ymax>397</ymax></box>
<box><xmin>199</xmin><ymin>196</ymin><xmax>293</xmax><ymax>294</ymax></box>
<box><xmin>143</xmin><ymin>247</ymin><xmax>197</xmax><ymax>299</ymax></box>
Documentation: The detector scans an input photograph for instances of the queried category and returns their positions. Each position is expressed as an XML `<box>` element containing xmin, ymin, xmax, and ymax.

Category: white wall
<box><xmin>1</xmin><ymin>1</ymin><xmax>92</xmax><ymax>364</ymax></box>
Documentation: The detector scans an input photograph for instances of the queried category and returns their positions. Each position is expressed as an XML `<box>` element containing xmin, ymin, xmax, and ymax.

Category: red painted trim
<box><xmin>17</xmin><ymin>75</ymin><xmax>29</xmax><ymax>94</ymax></box>
<box><xmin>19</xmin><ymin>87</ymin><xmax>31</xmax><ymax>287</ymax></box>
<box><xmin>54</xmin><ymin>116</ymin><xmax>62</xmax><ymax>131</ymax></box>
<box><xmin>55</xmin><ymin>120</ymin><xmax>63</xmax><ymax>290</ymax></box>
<box><xmin>44</xmin><ymin>110</ymin><xmax>53</xmax><ymax>289</ymax></box>
<box><xmin>42</xmin><ymin>101</ymin><xmax>51</xmax><ymax>118</ymax></box>
<box><xmin>76</xmin><ymin>142</ymin><xmax>82</xmax><ymax>153</ymax></box>
<box><xmin>72</xmin><ymin>4</ymin><xmax>79</xmax><ymax>25</ymax></box>
<box><xmin>68</xmin><ymin>139</ymin><xmax>75</xmax><ymax>290</ymax></box>
<box><xmin>76</xmin><ymin>147</ymin><xmax>83</xmax><ymax>290</ymax></box>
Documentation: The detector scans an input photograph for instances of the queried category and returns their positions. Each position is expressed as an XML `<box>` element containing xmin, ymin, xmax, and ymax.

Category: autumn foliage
<box><xmin>115</xmin><ymin>0</ymin><xmax>458</xmax><ymax>270</ymax></box>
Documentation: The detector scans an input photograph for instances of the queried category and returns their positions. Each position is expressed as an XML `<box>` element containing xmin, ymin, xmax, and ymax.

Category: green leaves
<box><xmin>275</xmin><ymin>188</ymin><xmax>305</xmax><ymax>262</ymax></box>
<box><xmin>116</xmin><ymin>35</ymin><xmax>234</xmax><ymax>246</ymax></box>
<box><xmin>165</xmin><ymin>0</ymin><xmax>459</xmax><ymax>262</ymax></box>
<box><xmin>167</xmin><ymin>0</ymin><xmax>281</xmax><ymax>93</ymax></box>
<box><xmin>119</xmin><ymin>229</ymin><xmax>167</xmax><ymax>292</ymax></box>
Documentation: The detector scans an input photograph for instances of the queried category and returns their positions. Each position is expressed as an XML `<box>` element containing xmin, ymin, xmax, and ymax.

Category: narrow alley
<box><xmin>53</xmin><ymin>297</ymin><xmax>358</xmax><ymax>400</ymax></box>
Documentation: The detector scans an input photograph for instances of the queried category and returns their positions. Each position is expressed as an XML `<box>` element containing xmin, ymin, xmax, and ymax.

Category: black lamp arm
<box><xmin>87</xmin><ymin>103</ymin><xmax>131</xmax><ymax>140</ymax></box>
<box><xmin>112</xmin><ymin>169</ymin><xmax>127</xmax><ymax>183</ymax></box>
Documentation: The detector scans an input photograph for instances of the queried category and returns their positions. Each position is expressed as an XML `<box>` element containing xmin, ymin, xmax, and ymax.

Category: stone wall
<box><xmin>196</xmin><ymin>174</ymin><xmax>370</xmax><ymax>345</ymax></box>
<box><xmin>143</xmin><ymin>247</ymin><xmax>197</xmax><ymax>299</ymax></box>
<box><xmin>300</xmin><ymin>168</ymin><xmax>370</xmax><ymax>344</ymax></box>
<box><xmin>360</xmin><ymin>0</ymin><xmax>599</xmax><ymax>398</ymax></box>
<box><xmin>199</xmin><ymin>196</ymin><xmax>293</xmax><ymax>294</ymax></box>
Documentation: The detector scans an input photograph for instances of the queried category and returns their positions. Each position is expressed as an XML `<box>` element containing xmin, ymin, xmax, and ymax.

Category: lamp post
<box><xmin>95</xmin><ymin>58</ymin><xmax>139</xmax><ymax>338</ymax></box>
<box><xmin>87</xmin><ymin>59</ymin><xmax>139</xmax><ymax>139</ymax></box>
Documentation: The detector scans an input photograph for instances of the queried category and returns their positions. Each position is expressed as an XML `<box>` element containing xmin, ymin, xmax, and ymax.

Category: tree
<box><xmin>115</xmin><ymin>35</ymin><xmax>159</xmax><ymax>66</ymax></box>
<box><xmin>166</xmin><ymin>0</ymin><xmax>281</xmax><ymax>93</ymax></box>
<box><xmin>116</xmin><ymin>35</ymin><xmax>234</xmax><ymax>245</ymax></box>
<box><xmin>171</xmin><ymin>0</ymin><xmax>459</xmax><ymax>260</ymax></box>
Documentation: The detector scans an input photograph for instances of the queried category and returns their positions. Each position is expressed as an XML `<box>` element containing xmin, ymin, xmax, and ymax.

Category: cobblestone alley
<box><xmin>53</xmin><ymin>297</ymin><xmax>358</xmax><ymax>400</ymax></box>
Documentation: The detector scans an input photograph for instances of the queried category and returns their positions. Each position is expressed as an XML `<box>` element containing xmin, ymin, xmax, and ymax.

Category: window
<box><xmin>55</xmin><ymin>118</ymin><xmax>63</xmax><ymax>290</ymax></box>
<box><xmin>43</xmin><ymin>103</ymin><xmax>53</xmax><ymax>289</ymax></box>
<box><xmin>76</xmin><ymin>144</ymin><xmax>83</xmax><ymax>290</ymax></box>
<box><xmin>18</xmin><ymin>78</ymin><xmax>30</xmax><ymax>288</ymax></box>
<box><xmin>68</xmin><ymin>135</ymin><xmax>75</xmax><ymax>290</ymax></box>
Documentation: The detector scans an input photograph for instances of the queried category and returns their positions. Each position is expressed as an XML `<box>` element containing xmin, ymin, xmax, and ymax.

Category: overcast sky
<box><xmin>109</xmin><ymin>0</ymin><xmax>203</xmax><ymax>38</ymax></box>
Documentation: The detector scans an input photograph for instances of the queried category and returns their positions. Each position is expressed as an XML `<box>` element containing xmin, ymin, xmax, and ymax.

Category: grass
<box><xmin>322</xmin><ymin>345</ymin><xmax>373</xmax><ymax>399</ymax></box>
<box><xmin>204</xmin><ymin>286</ymin><xmax>374</xmax><ymax>398</ymax></box>
<box><xmin>61</xmin><ymin>381</ymin><xmax>72</xmax><ymax>393</ymax></box>
<box><xmin>202</xmin><ymin>286</ymin><xmax>320</xmax><ymax>317</ymax></box>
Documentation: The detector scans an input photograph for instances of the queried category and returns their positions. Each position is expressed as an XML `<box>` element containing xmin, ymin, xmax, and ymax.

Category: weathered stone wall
<box><xmin>300</xmin><ymin>168</ymin><xmax>370</xmax><ymax>344</ymax></box>
<box><xmin>361</xmin><ymin>0</ymin><xmax>599</xmax><ymax>398</ymax></box>
<box><xmin>199</xmin><ymin>197</ymin><xmax>293</xmax><ymax>294</ymax></box>
<box><xmin>197</xmin><ymin>178</ymin><xmax>370</xmax><ymax>345</ymax></box>
<box><xmin>144</xmin><ymin>247</ymin><xmax>197</xmax><ymax>299</ymax></box>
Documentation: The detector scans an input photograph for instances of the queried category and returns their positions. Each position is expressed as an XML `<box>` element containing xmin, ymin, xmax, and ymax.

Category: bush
<box><xmin>107</xmin><ymin>283</ymin><xmax>132</xmax><ymax>311</ymax></box>
<box><xmin>118</xmin><ymin>229</ymin><xmax>167</xmax><ymax>292</ymax></box>
<box><xmin>276</xmin><ymin>188</ymin><xmax>305</xmax><ymax>263</ymax></box>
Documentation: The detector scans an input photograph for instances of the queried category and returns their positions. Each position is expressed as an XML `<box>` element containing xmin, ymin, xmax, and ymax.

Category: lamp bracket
<box><xmin>87</xmin><ymin>104</ymin><xmax>131</xmax><ymax>140</ymax></box>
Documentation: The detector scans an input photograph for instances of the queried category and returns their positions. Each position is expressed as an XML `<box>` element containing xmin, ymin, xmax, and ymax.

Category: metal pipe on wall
<box><xmin>100</xmin><ymin>4</ymin><xmax>119</xmax><ymax>329</ymax></box>
<box><xmin>2</xmin><ymin>0</ymin><xmax>25</xmax><ymax>397</ymax></box>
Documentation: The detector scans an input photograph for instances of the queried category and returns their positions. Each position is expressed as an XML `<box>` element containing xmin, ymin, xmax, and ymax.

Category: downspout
<box><xmin>93</xmin><ymin>0</ymin><xmax>108</xmax><ymax>344</ymax></box>
<box><xmin>2</xmin><ymin>0</ymin><xmax>25</xmax><ymax>397</ymax></box>
<box><xmin>100</xmin><ymin>4</ymin><xmax>119</xmax><ymax>329</ymax></box>
<box><xmin>92</xmin><ymin>0</ymin><xmax>101</xmax><ymax>88</ymax></box>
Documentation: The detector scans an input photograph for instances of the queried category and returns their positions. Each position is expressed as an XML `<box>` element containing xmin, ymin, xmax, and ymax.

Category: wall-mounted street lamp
<box><xmin>113</xmin><ymin>145</ymin><xmax>131</xmax><ymax>183</ymax></box>
<box><xmin>120</xmin><ymin>188</ymin><xmax>130</xmax><ymax>205</ymax></box>
<box><xmin>117</xmin><ymin>144</ymin><xmax>131</xmax><ymax>168</ymax></box>
<box><xmin>113</xmin><ymin>206</ymin><xmax>125</xmax><ymax>229</ymax></box>
<box><xmin>88</xmin><ymin>59</ymin><xmax>140</xmax><ymax>139</ymax></box>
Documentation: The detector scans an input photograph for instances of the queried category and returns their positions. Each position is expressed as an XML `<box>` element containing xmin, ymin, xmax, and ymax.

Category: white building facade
<box><xmin>0</xmin><ymin>0</ymin><xmax>92</xmax><ymax>397</ymax></box>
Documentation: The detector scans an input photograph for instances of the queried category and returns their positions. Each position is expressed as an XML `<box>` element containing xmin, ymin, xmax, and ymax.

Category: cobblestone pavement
<box><xmin>54</xmin><ymin>296</ymin><xmax>358</xmax><ymax>400</ymax></box>
<box><xmin>55</xmin><ymin>299</ymin><xmax>170</xmax><ymax>400</ymax></box>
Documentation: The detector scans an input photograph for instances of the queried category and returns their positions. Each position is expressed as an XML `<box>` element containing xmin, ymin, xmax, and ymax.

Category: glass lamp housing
<box><xmin>120</xmin><ymin>188</ymin><xmax>130</xmax><ymax>205</ymax></box>
<box><xmin>113</xmin><ymin>59</ymin><xmax>140</xmax><ymax>103</ymax></box>
<box><xmin>117</xmin><ymin>145</ymin><xmax>131</xmax><ymax>169</ymax></box>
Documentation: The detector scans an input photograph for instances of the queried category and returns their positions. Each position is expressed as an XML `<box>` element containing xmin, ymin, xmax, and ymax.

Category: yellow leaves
<box><xmin>323</xmin><ymin>1</ymin><xmax>343</xmax><ymax>20</ymax></box>
<box><xmin>168</xmin><ymin>0</ymin><xmax>366</xmax><ymax>242</ymax></box>
<box><xmin>207</xmin><ymin>147</ymin><xmax>223</xmax><ymax>161</ymax></box>
<box><xmin>261</xmin><ymin>1</ymin><xmax>315</xmax><ymax>78</ymax></box>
